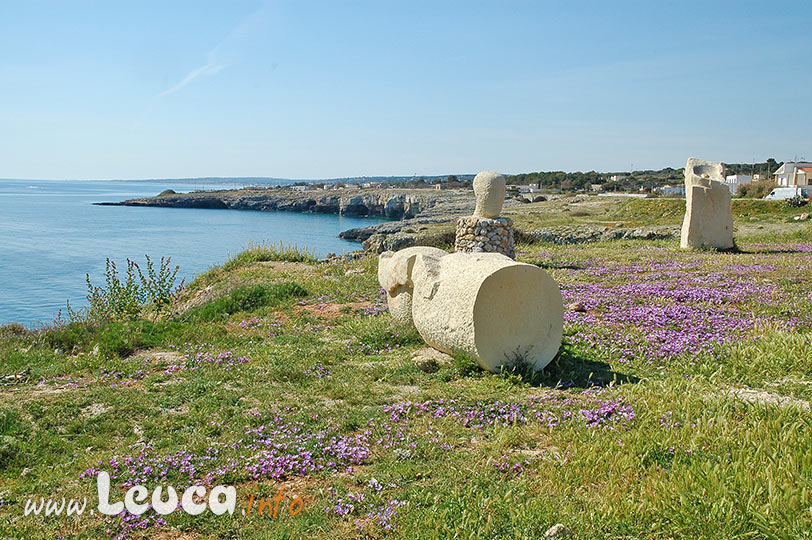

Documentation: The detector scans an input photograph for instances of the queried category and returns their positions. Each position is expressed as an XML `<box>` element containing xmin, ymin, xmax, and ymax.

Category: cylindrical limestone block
<box><xmin>411</xmin><ymin>252</ymin><xmax>563</xmax><ymax>372</ymax></box>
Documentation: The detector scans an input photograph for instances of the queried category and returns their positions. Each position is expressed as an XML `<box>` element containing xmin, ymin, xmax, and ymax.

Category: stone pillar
<box><xmin>680</xmin><ymin>158</ymin><xmax>735</xmax><ymax>250</ymax></box>
<box><xmin>455</xmin><ymin>216</ymin><xmax>515</xmax><ymax>258</ymax></box>
<box><xmin>455</xmin><ymin>170</ymin><xmax>516</xmax><ymax>258</ymax></box>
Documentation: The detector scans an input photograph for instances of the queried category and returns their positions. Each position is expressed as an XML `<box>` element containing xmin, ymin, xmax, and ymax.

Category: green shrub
<box><xmin>185</xmin><ymin>282</ymin><xmax>308</xmax><ymax>322</ymax></box>
<box><xmin>786</xmin><ymin>194</ymin><xmax>807</xmax><ymax>208</ymax></box>
<box><xmin>0</xmin><ymin>323</ymin><xmax>29</xmax><ymax>338</ymax></box>
<box><xmin>737</xmin><ymin>180</ymin><xmax>777</xmax><ymax>198</ymax></box>
<box><xmin>43</xmin><ymin>319</ymin><xmax>182</xmax><ymax>358</ymax></box>
<box><xmin>0</xmin><ymin>410</ymin><xmax>26</xmax><ymax>471</ymax></box>
<box><xmin>157</xmin><ymin>189</ymin><xmax>177</xmax><ymax>197</ymax></box>
<box><xmin>44</xmin><ymin>320</ymin><xmax>96</xmax><ymax>352</ymax></box>
<box><xmin>76</xmin><ymin>256</ymin><xmax>182</xmax><ymax>322</ymax></box>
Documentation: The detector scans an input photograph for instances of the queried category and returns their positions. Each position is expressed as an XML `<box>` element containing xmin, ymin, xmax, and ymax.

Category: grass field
<box><xmin>1</xmin><ymin>197</ymin><xmax>811</xmax><ymax>539</ymax></box>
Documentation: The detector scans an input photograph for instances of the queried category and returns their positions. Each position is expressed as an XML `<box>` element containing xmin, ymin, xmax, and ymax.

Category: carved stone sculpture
<box><xmin>378</xmin><ymin>246</ymin><xmax>563</xmax><ymax>372</ymax></box>
<box><xmin>680</xmin><ymin>158</ymin><xmax>735</xmax><ymax>250</ymax></box>
<box><xmin>472</xmin><ymin>170</ymin><xmax>506</xmax><ymax>218</ymax></box>
<box><xmin>456</xmin><ymin>170</ymin><xmax>515</xmax><ymax>258</ymax></box>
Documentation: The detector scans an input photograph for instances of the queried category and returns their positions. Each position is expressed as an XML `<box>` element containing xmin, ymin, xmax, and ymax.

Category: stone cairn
<box><xmin>454</xmin><ymin>171</ymin><xmax>515</xmax><ymax>258</ymax></box>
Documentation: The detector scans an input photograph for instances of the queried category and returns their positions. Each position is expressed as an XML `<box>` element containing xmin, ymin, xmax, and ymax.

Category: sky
<box><xmin>1</xmin><ymin>0</ymin><xmax>811</xmax><ymax>180</ymax></box>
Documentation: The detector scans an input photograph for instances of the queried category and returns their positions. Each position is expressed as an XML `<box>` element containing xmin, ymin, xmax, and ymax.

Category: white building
<box><xmin>290</xmin><ymin>185</ymin><xmax>309</xmax><ymax>192</ymax></box>
<box><xmin>507</xmin><ymin>185</ymin><xmax>542</xmax><ymax>194</ymax></box>
<box><xmin>773</xmin><ymin>162</ymin><xmax>812</xmax><ymax>187</ymax></box>
<box><xmin>724</xmin><ymin>174</ymin><xmax>753</xmax><ymax>195</ymax></box>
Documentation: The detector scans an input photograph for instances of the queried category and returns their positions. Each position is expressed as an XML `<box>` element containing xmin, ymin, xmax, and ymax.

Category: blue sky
<box><xmin>1</xmin><ymin>1</ymin><xmax>811</xmax><ymax>179</ymax></box>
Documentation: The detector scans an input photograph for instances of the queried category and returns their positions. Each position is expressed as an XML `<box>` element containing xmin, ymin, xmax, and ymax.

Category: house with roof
<box><xmin>725</xmin><ymin>174</ymin><xmax>752</xmax><ymax>195</ymax></box>
<box><xmin>773</xmin><ymin>162</ymin><xmax>812</xmax><ymax>187</ymax></box>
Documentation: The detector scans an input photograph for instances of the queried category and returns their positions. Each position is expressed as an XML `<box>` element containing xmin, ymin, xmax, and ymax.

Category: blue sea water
<box><xmin>0</xmin><ymin>179</ymin><xmax>383</xmax><ymax>326</ymax></box>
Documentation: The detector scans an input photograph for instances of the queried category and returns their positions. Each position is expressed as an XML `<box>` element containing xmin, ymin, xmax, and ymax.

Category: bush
<box><xmin>185</xmin><ymin>282</ymin><xmax>308</xmax><ymax>322</ymax></box>
<box><xmin>786</xmin><ymin>194</ymin><xmax>807</xmax><ymax>208</ymax></box>
<box><xmin>157</xmin><ymin>189</ymin><xmax>177</xmax><ymax>197</ymax></box>
<box><xmin>737</xmin><ymin>180</ymin><xmax>777</xmax><ymax>199</ymax></box>
<box><xmin>76</xmin><ymin>256</ymin><xmax>183</xmax><ymax>322</ymax></box>
<box><xmin>43</xmin><ymin>319</ymin><xmax>182</xmax><ymax>358</ymax></box>
<box><xmin>0</xmin><ymin>323</ymin><xmax>29</xmax><ymax>338</ymax></box>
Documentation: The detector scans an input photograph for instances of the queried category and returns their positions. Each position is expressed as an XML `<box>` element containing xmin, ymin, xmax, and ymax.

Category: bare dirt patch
<box><xmin>152</xmin><ymin>530</ymin><xmax>201</xmax><ymax>540</ymax></box>
<box><xmin>82</xmin><ymin>402</ymin><xmax>111</xmax><ymax>418</ymax></box>
<box><xmin>131</xmin><ymin>350</ymin><xmax>186</xmax><ymax>365</ymax></box>
<box><xmin>258</xmin><ymin>260</ymin><xmax>320</xmax><ymax>275</ymax></box>
<box><xmin>294</xmin><ymin>301</ymin><xmax>372</xmax><ymax>321</ymax></box>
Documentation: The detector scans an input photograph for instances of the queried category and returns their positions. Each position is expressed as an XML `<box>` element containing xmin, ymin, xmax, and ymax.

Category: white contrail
<box><xmin>156</xmin><ymin>3</ymin><xmax>268</xmax><ymax>98</ymax></box>
<box><xmin>158</xmin><ymin>50</ymin><xmax>224</xmax><ymax>97</ymax></box>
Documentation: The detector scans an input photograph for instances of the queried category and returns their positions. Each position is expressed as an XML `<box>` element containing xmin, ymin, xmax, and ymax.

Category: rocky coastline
<box><xmin>96</xmin><ymin>186</ymin><xmax>474</xmax><ymax>220</ymax></box>
<box><xmin>98</xmin><ymin>187</ymin><xmax>680</xmax><ymax>253</ymax></box>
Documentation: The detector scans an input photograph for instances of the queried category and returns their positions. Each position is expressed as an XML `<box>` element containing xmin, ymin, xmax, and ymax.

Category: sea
<box><xmin>0</xmin><ymin>179</ymin><xmax>384</xmax><ymax>327</ymax></box>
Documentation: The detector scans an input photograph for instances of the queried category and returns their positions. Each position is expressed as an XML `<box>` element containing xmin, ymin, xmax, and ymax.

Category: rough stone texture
<box><xmin>363</xmin><ymin>229</ymin><xmax>456</xmax><ymax>255</ymax></box>
<box><xmin>516</xmin><ymin>225</ymin><xmax>679</xmax><ymax>245</ymax></box>
<box><xmin>100</xmin><ymin>188</ymin><xmax>457</xmax><ymax>219</ymax></box>
<box><xmin>472</xmin><ymin>171</ymin><xmax>506</xmax><ymax>218</ymax></box>
<box><xmin>455</xmin><ymin>216</ymin><xmax>515</xmax><ymax>258</ymax></box>
<box><xmin>412</xmin><ymin>347</ymin><xmax>453</xmax><ymax>373</ymax></box>
<box><xmin>680</xmin><ymin>158</ymin><xmax>735</xmax><ymax>250</ymax></box>
<box><xmin>728</xmin><ymin>386</ymin><xmax>810</xmax><ymax>410</ymax></box>
<box><xmin>378</xmin><ymin>247</ymin><xmax>564</xmax><ymax>372</ymax></box>
<box><xmin>543</xmin><ymin>524</ymin><xmax>574</xmax><ymax>539</ymax></box>
<box><xmin>377</xmin><ymin>246</ymin><xmax>448</xmax><ymax>326</ymax></box>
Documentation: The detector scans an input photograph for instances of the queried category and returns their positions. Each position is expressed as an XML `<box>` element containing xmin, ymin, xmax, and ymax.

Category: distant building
<box><xmin>590</xmin><ymin>184</ymin><xmax>604</xmax><ymax>192</ymax></box>
<box><xmin>360</xmin><ymin>182</ymin><xmax>382</xmax><ymax>189</ymax></box>
<box><xmin>609</xmin><ymin>175</ymin><xmax>628</xmax><ymax>182</ymax></box>
<box><xmin>661</xmin><ymin>186</ymin><xmax>685</xmax><ymax>196</ymax></box>
<box><xmin>724</xmin><ymin>174</ymin><xmax>753</xmax><ymax>195</ymax></box>
<box><xmin>290</xmin><ymin>185</ymin><xmax>309</xmax><ymax>192</ymax></box>
<box><xmin>773</xmin><ymin>162</ymin><xmax>812</xmax><ymax>187</ymax></box>
<box><xmin>506</xmin><ymin>185</ymin><xmax>542</xmax><ymax>194</ymax></box>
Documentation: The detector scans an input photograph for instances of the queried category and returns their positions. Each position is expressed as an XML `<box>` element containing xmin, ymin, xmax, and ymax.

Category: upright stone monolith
<box><xmin>680</xmin><ymin>158</ymin><xmax>735</xmax><ymax>250</ymax></box>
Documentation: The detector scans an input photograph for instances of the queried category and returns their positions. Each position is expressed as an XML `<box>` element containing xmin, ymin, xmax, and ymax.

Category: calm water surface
<box><xmin>0</xmin><ymin>180</ymin><xmax>383</xmax><ymax>326</ymax></box>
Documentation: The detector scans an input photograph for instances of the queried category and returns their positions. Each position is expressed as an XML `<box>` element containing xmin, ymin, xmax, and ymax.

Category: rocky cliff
<box><xmin>97</xmin><ymin>187</ymin><xmax>474</xmax><ymax>220</ymax></box>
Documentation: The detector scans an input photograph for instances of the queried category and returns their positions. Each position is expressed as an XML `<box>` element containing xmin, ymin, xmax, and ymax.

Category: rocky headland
<box><xmin>98</xmin><ymin>186</ymin><xmax>682</xmax><ymax>253</ymax></box>
<box><xmin>97</xmin><ymin>186</ymin><xmax>476</xmax><ymax>220</ymax></box>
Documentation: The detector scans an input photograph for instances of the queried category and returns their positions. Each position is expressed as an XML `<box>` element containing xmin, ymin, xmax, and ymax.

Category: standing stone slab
<box><xmin>680</xmin><ymin>158</ymin><xmax>735</xmax><ymax>250</ymax></box>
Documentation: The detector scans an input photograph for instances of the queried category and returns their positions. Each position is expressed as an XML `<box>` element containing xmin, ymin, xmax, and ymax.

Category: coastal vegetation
<box><xmin>0</xmin><ymin>198</ymin><xmax>810</xmax><ymax>539</ymax></box>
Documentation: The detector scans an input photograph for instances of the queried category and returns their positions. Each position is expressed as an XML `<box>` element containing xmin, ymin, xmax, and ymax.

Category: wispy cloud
<box><xmin>156</xmin><ymin>4</ymin><xmax>268</xmax><ymax>98</ymax></box>
<box><xmin>157</xmin><ymin>49</ymin><xmax>225</xmax><ymax>97</ymax></box>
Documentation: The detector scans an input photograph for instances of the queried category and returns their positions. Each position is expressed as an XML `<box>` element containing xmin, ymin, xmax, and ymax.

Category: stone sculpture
<box><xmin>680</xmin><ymin>158</ymin><xmax>735</xmax><ymax>250</ymax></box>
<box><xmin>378</xmin><ymin>246</ymin><xmax>564</xmax><ymax>373</ymax></box>
<box><xmin>472</xmin><ymin>170</ymin><xmax>506</xmax><ymax>218</ymax></box>
<box><xmin>455</xmin><ymin>170</ymin><xmax>515</xmax><ymax>258</ymax></box>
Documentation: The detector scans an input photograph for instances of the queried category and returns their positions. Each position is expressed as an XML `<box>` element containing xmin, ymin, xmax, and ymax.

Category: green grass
<box><xmin>0</xmin><ymin>198</ymin><xmax>810</xmax><ymax>539</ymax></box>
<box><xmin>222</xmin><ymin>241</ymin><xmax>318</xmax><ymax>270</ymax></box>
<box><xmin>183</xmin><ymin>282</ymin><xmax>308</xmax><ymax>322</ymax></box>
